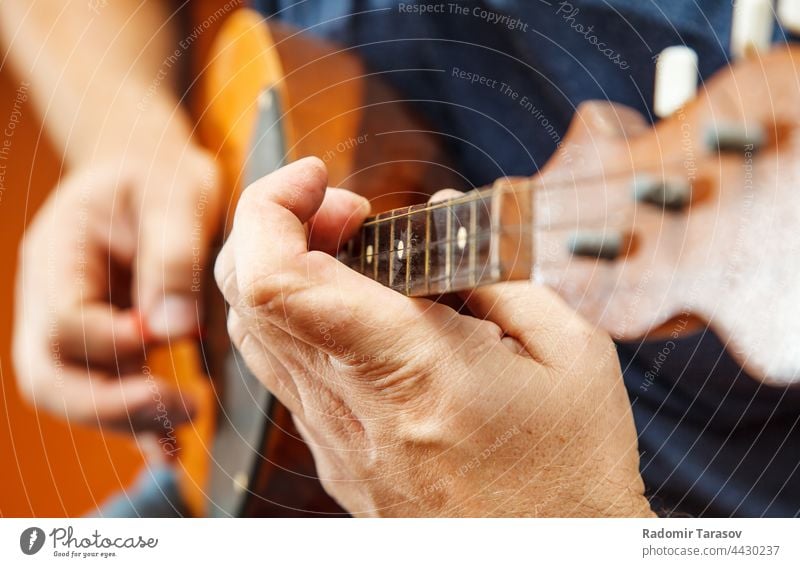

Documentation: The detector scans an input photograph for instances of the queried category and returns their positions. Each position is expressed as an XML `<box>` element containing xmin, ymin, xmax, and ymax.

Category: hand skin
<box><xmin>3</xmin><ymin>1</ymin><xmax>221</xmax><ymax>433</ymax></box>
<box><xmin>14</xmin><ymin>148</ymin><xmax>219</xmax><ymax>431</ymax></box>
<box><xmin>215</xmin><ymin>157</ymin><xmax>655</xmax><ymax>517</ymax></box>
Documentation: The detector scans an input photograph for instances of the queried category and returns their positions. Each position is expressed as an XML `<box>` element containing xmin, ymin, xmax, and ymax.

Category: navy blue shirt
<box><xmin>254</xmin><ymin>0</ymin><xmax>800</xmax><ymax>517</ymax></box>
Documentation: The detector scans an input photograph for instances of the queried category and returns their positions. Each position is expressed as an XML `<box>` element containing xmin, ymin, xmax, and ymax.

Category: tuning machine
<box><xmin>779</xmin><ymin>0</ymin><xmax>800</xmax><ymax>34</ymax></box>
<box><xmin>654</xmin><ymin>46</ymin><xmax>699</xmax><ymax>119</ymax></box>
<box><xmin>704</xmin><ymin>121</ymin><xmax>767</xmax><ymax>153</ymax></box>
<box><xmin>732</xmin><ymin>0</ymin><xmax>775</xmax><ymax>59</ymax></box>
<box><xmin>632</xmin><ymin>175</ymin><xmax>692</xmax><ymax>210</ymax></box>
<box><xmin>567</xmin><ymin>231</ymin><xmax>625</xmax><ymax>261</ymax></box>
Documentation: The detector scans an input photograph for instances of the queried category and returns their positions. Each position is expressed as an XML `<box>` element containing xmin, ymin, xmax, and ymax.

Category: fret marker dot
<box><xmin>366</xmin><ymin>244</ymin><xmax>374</xmax><ymax>264</ymax></box>
<box><xmin>397</xmin><ymin>240</ymin><xmax>404</xmax><ymax>260</ymax></box>
<box><xmin>457</xmin><ymin>226</ymin><xmax>468</xmax><ymax>250</ymax></box>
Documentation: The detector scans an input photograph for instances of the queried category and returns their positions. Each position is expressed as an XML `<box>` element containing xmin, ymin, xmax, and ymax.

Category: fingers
<box><xmin>55</xmin><ymin>305</ymin><xmax>144</xmax><ymax>365</ymax></box>
<box><xmin>15</xmin><ymin>283</ymin><xmax>193</xmax><ymax>432</ymax></box>
<box><xmin>226</xmin><ymin>157</ymin><xmax>430</xmax><ymax>364</ymax></box>
<box><xmin>14</xmin><ymin>161</ymin><xmax>207</xmax><ymax>435</ymax></box>
<box><xmin>428</xmin><ymin>188</ymin><xmax>464</xmax><ymax>204</ymax></box>
<box><xmin>13</xmin><ymin>333</ymin><xmax>194</xmax><ymax>433</ymax></box>
<box><xmin>94</xmin><ymin>374</ymin><xmax>195</xmax><ymax>433</ymax></box>
<box><xmin>462</xmin><ymin>281</ymin><xmax>601</xmax><ymax>367</ymax></box>
<box><xmin>224</xmin><ymin>307</ymin><xmax>305</xmax><ymax>417</ymax></box>
<box><xmin>136</xmin><ymin>151</ymin><xmax>221</xmax><ymax>340</ymax></box>
<box><xmin>307</xmin><ymin>188</ymin><xmax>370</xmax><ymax>254</ymax></box>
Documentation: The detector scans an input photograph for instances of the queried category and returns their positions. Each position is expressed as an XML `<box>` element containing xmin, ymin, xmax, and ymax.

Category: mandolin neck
<box><xmin>337</xmin><ymin>179</ymin><xmax>534</xmax><ymax>296</ymax></box>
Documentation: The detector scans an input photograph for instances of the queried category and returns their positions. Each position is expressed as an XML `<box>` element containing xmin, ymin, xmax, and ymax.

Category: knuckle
<box><xmin>236</xmin><ymin>181</ymin><xmax>263</xmax><ymax>214</ymax></box>
<box><xmin>315</xmin><ymin>463</ymin><xmax>354</xmax><ymax>504</ymax></box>
<box><xmin>360</xmin><ymin>357</ymin><xmax>435</xmax><ymax>412</ymax></box>
<box><xmin>590</xmin><ymin>328</ymin><xmax>614</xmax><ymax>351</ymax></box>
<box><xmin>226</xmin><ymin>309</ymin><xmax>247</xmax><ymax>348</ymax></box>
<box><xmin>214</xmin><ymin>253</ymin><xmax>236</xmax><ymax>301</ymax></box>
<box><xmin>14</xmin><ymin>366</ymin><xmax>56</xmax><ymax>413</ymax></box>
<box><xmin>238</xmin><ymin>272</ymin><xmax>287</xmax><ymax>313</ymax></box>
<box><xmin>558</xmin><ymin>313</ymin><xmax>600</xmax><ymax>349</ymax></box>
<box><xmin>213</xmin><ymin>253</ymin><xmax>226</xmax><ymax>292</ymax></box>
<box><xmin>317</xmin><ymin>474</ymin><xmax>339</xmax><ymax>500</ymax></box>
<box><xmin>14</xmin><ymin>372</ymin><xmax>40</xmax><ymax>407</ymax></box>
<box><xmin>158</xmin><ymin>243</ymin><xmax>196</xmax><ymax>275</ymax></box>
<box><xmin>237</xmin><ymin>268</ymin><xmax>307</xmax><ymax>316</ymax></box>
<box><xmin>18</xmin><ymin>214</ymin><xmax>48</xmax><ymax>262</ymax></box>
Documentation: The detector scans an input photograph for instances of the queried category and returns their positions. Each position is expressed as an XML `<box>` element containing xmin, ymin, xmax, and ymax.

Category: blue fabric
<box><xmin>253</xmin><ymin>0</ymin><xmax>800</xmax><ymax>517</ymax></box>
<box><xmin>94</xmin><ymin>464</ymin><xmax>188</xmax><ymax>518</ymax></box>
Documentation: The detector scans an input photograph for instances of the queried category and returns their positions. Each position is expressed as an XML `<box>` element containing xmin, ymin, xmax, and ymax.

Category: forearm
<box><xmin>0</xmin><ymin>0</ymin><xmax>194</xmax><ymax>166</ymax></box>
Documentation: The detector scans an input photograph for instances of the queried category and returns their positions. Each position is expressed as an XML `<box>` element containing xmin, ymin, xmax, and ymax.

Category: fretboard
<box><xmin>337</xmin><ymin>179</ymin><xmax>534</xmax><ymax>296</ymax></box>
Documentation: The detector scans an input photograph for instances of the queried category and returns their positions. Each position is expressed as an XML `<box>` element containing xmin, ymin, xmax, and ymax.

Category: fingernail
<box><xmin>130</xmin><ymin>310</ymin><xmax>151</xmax><ymax>344</ymax></box>
<box><xmin>356</xmin><ymin>195</ymin><xmax>371</xmax><ymax>215</ymax></box>
<box><xmin>146</xmin><ymin>295</ymin><xmax>197</xmax><ymax>339</ymax></box>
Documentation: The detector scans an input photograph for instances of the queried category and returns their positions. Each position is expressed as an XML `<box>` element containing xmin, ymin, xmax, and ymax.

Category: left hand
<box><xmin>215</xmin><ymin>157</ymin><xmax>652</xmax><ymax>517</ymax></box>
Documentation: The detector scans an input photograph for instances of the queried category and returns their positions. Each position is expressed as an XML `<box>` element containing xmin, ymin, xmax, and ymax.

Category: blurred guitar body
<box><xmin>167</xmin><ymin>6</ymin><xmax>454</xmax><ymax>517</ymax></box>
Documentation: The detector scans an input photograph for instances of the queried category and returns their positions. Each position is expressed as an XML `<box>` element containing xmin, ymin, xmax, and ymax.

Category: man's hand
<box><xmin>215</xmin><ymin>157</ymin><xmax>653</xmax><ymax>517</ymax></box>
<box><xmin>13</xmin><ymin>145</ymin><xmax>220</xmax><ymax>432</ymax></box>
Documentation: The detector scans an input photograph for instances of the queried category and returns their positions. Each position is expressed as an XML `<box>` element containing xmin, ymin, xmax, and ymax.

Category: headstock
<box><xmin>340</xmin><ymin>5</ymin><xmax>800</xmax><ymax>385</ymax></box>
<box><xmin>533</xmin><ymin>44</ymin><xmax>800</xmax><ymax>386</ymax></box>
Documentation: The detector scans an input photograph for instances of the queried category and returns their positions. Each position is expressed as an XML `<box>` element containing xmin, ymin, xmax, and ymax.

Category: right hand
<box><xmin>13</xmin><ymin>145</ymin><xmax>221</xmax><ymax>433</ymax></box>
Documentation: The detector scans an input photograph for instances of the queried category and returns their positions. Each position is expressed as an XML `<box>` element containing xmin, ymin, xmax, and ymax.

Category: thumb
<box><xmin>461</xmin><ymin>281</ymin><xmax>599</xmax><ymax>367</ymax></box>
<box><xmin>136</xmin><ymin>151</ymin><xmax>221</xmax><ymax>340</ymax></box>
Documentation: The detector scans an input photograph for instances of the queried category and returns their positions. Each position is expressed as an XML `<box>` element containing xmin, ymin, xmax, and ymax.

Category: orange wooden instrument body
<box><xmin>166</xmin><ymin>7</ymin><xmax>452</xmax><ymax>516</ymax></box>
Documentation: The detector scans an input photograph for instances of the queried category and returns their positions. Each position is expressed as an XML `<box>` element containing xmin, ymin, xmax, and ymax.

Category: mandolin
<box><xmin>164</xmin><ymin>6</ymin><xmax>800</xmax><ymax>517</ymax></box>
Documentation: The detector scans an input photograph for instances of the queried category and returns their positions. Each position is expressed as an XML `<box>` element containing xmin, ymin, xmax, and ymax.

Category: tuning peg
<box><xmin>778</xmin><ymin>0</ymin><xmax>800</xmax><ymax>34</ymax></box>
<box><xmin>654</xmin><ymin>46</ymin><xmax>699</xmax><ymax>118</ymax></box>
<box><xmin>731</xmin><ymin>0</ymin><xmax>775</xmax><ymax>59</ymax></box>
<box><xmin>705</xmin><ymin>121</ymin><xmax>767</xmax><ymax>152</ymax></box>
<box><xmin>567</xmin><ymin>231</ymin><xmax>623</xmax><ymax>260</ymax></box>
<box><xmin>632</xmin><ymin>175</ymin><xmax>692</xmax><ymax>210</ymax></box>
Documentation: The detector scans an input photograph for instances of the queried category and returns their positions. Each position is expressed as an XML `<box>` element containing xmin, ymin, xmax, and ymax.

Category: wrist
<box><xmin>568</xmin><ymin>477</ymin><xmax>656</xmax><ymax>518</ymax></box>
<box><xmin>66</xmin><ymin>87</ymin><xmax>199</xmax><ymax>168</ymax></box>
<box><xmin>511</xmin><ymin>466</ymin><xmax>655</xmax><ymax>518</ymax></box>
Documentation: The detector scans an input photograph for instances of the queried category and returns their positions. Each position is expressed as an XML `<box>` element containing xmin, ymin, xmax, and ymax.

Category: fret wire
<box><xmin>359</xmin><ymin>225</ymin><xmax>366</xmax><ymax>275</ymax></box>
<box><xmin>445</xmin><ymin>205</ymin><xmax>452</xmax><ymax>292</ymax></box>
<box><xmin>373</xmin><ymin>221</ymin><xmax>379</xmax><ymax>281</ymax></box>
<box><xmin>349</xmin><ymin>231</ymin><xmax>498</xmax><ymax>266</ymax></box>
<box><xmin>469</xmin><ymin>198</ymin><xmax>477</xmax><ymax>287</ymax></box>
<box><xmin>424</xmin><ymin>206</ymin><xmax>431</xmax><ymax>295</ymax></box>
<box><xmin>360</xmin><ymin>190</ymin><xmax>494</xmax><ymax>227</ymax></box>
<box><xmin>405</xmin><ymin>214</ymin><xmax>412</xmax><ymax>295</ymax></box>
<box><xmin>388</xmin><ymin>216</ymin><xmax>395</xmax><ymax>287</ymax></box>
<box><xmin>415</xmin><ymin>230</ymin><xmax>493</xmax><ymax>248</ymax></box>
